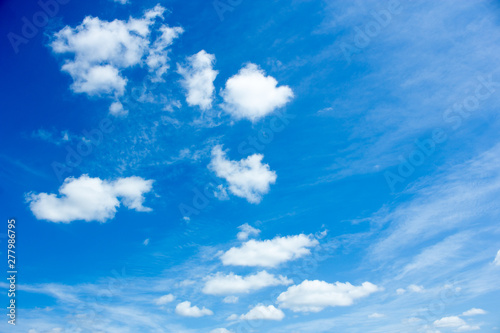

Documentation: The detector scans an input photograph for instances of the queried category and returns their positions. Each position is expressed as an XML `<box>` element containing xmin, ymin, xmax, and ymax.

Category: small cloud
<box><xmin>143</xmin><ymin>238</ymin><xmax>150</xmax><ymax>246</ymax></box>
<box><xmin>221</xmin><ymin>63</ymin><xmax>293</xmax><ymax>122</ymax></box>
<box><xmin>209</xmin><ymin>145</ymin><xmax>277</xmax><ymax>204</ymax></box>
<box><xmin>238</xmin><ymin>305</ymin><xmax>285</xmax><ymax>321</ymax></box>
<box><xmin>175</xmin><ymin>301</ymin><xmax>213</xmax><ymax>317</ymax></box>
<box><xmin>109</xmin><ymin>101</ymin><xmax>128</xmax><ymax>116</ymax></box>
<box><xmin>408</xmin><ymin>284</ymin><xmax>424</xmax><ymax>293</ymax></box>
<box><xmin>210</xmin><ymin>329</ymin><xmax>233</xmax><ymax>333</ymax></box>
<box><xmin>369</xmin><ymin>313</ymin><xmax>385</xmax><ymax>318</ymax></box>
<box><xmin>462</xmin><ymin>308</ymin><xmax>487</xmax><ymax>316</ymax></box>
<box><xmin>236</xmin><ymin>223</ymin><xmax>260</xmax><ymax>241</ymax></box>
<box><xmin>155</xmin><ymin>294</ymin><xmax>175</xmax><ymax>305</ymax></box>
<box><xmin>223</xmin><ymin>296</ymin><xmax>238</xmax><ymax>304</ymax></box>
<box><xmin>494</xmin><ymin>250</ymin><xmax>500</xmax><ymax>266</ymax></box>
<box><xmin>396</xmin><ymin>288</ymin><xmax>406</xmax><ymax>295</ymax></box>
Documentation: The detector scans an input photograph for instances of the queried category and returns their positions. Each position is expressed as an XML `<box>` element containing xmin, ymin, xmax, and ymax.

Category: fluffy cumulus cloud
<box><xmin>26</xmin><ymin>175</ymin><xmax>153</xmax><ymax>223</ymax></box>
<box><xmin>154</xmin><ymin>294</ymin><xmax>175</xmax><ymax>305</ymax></box>
<box><xmin>51</xmin><ymin>5</ymin><xmax>182</xmax><ymax>100</ymax></box>
<box><xmin>277</xmin><ymin>280</ymin><xmax>380</xmax><ymax>312</ymax></box>
<box><xmin>221</xmin><ymin>234</ymin><xmax>318</xmax><ymax>267</ymax></box>
<box><xmin>209</xmin><ymin>145</ymin><xmax>277</xmax><ymax>203</ymax></box>
<box><xmin>238</xmin><ymin>305</ymin><xmax>285</xmax><ymax>321</ymax></box>
<box><xmin>202</xmin><ymin>271</ymin><xmax>292</xmax><ymax>295</ymax></box>
<box><xmin>221</xmin><ymin>63</ymin><xmax>294</xmax><ymax>121</ymax></box>
<box><xmin>434</xmin><ymin>316</ymin><xmax>480</xmax><ymax>331</ymax></box>
<box><xmin>177</xmin><ymin>50</ymin><xmax>218</xmax><ymax>110</ymax></box>
<box><xmin>175</xmin><ymin>301</ymin><xmax>213</xmax><ymax>317</ymax></box>
<box><xmin>236</xmin><ymin>223</ymin><xmax>260</xmax><ymax>241</ymax></box>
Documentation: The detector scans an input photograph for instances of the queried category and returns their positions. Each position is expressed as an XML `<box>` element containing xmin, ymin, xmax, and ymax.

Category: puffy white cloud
<box><xmin>223</xmin><ymin>296</ymin><xmax>239</xmax><ymax>304</ymax></box>
<box><xmin>221</xmin><ymin>234</ymin><xmax>318</xmax><ymax>267</ymax></box>
<box><xmin>177</xmin><ymin>50</ymin><xmax>218</xmax><ymax>110</ymax></box>
<box><xmin>26</xmin><ymin>175</ymin><xmax>153</xmax><ymax>223</ymax></box>
<box><xmin>202</xmin><ymin>271</ymin><xmax>292</xmax><ymax>295</ymax></box>
<box><xmin>113</xmin><ymin>0</ymin><xmax>129</xmax><ymax>4</ymax></box>
<box><xmin>434</xmin><ymin>316</ymin><xmax>480</xmax><ymax>331</ymax></box>
<box><xmin>155</xmin><ymin>294</ymin><xmax>175</xmax><ymax>305</ymax></box>
<box><xmin>109</xmin><ymin>101</ymin><xmax>127</xmax><ymax>116</ymax></box>
<box><xmin>51</xmin><ymin>5</ymin><xmax>182</xmax><ymax>104</ymax></box>
<box><xmin>494</xmin><ymin>249</ymin><xmax>500</xmax><ymax>266</ymax></box>
<box><xmin>238</xmin><ymin>305</ymin><xmax>285</xmax><ymax>321</ymax></box>
<box><xmin>396</xmin><ymin>288</ymin><xmax>406</xmax><ymax>295</ymax></box>
<box><xmin>210</xmin><ymin>329</ymin><xmax>233</xmax><ymax>333</ymax></box>
<box><xmin>221</xmin><ymin>63</ymin><xmax>293</xmax><ymax>121</ymax></box>
<box><xmin>209</xmin><ymin>145</ymin><xmax>277</xmax><ymax>204</ymax></box>
<box><xmin>175</xmin><ymin>301</ymin><xmax>213</xmax><ymax>317</ymax></box>
<box><xmin>236</xmin><ymin>223</ymin><xmax>260</xmax><ymax>241</ymax></box>
<box><xmin>277</xmin><ymin>280</ymin><xmax>380</xmax><ymax>312</ymax></box>
<box><xmin>462</xmin><ymin>308</ymin><xmax>486</xmax><ymax>316</ymax></box>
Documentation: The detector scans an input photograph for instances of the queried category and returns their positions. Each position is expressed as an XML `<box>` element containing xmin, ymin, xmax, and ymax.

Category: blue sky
<box><xmin>1</xmin><ymin>0</ymin><xmax>500</xmax><ymax>332</ymax></box>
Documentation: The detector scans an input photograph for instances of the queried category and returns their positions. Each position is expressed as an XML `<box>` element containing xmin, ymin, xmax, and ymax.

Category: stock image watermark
<box><xmin>6</xmin><ymin>219</ymin><xmax>17</xmax><ymax>326</ymax></box>
<box><xmin>385</xmin><ymin>74</ymin><xmax>499</xmax><ymax>192</ymax></box>
<box><xmin>213</xmin><ymin>0</ymin><xmax>242</xmax><ymax>21</ymax></box>
<box><xmin>339</xmin><ymin>0</ymin><xmax>403</xmax><ymax>64</ymax></box>
<box><xmin>7</xmin><ymin>0</ymin><xmax>70</xmax><ymax>54</ymax></box>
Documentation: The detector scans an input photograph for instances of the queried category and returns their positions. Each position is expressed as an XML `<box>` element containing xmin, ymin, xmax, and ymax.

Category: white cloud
<box><xmin>177</xmin><ymin>50</ymin><xmax>218</xmax><ymax>110</ymax></box>
<box><xmin>494</xmin><ymin>250</ymin><xmax>500</xmax><ymax>266</ymax></box>
<box><xmin>236</xmin><ymin>223</ymin><xmax>260</xmax><ymax>241</ymax></box>
<box><xmin>221</xmin><ymin>63</ymin><xmax>294</xmax><ymax>121</ymax></box>
<box><xmin>51</xmin><ymin>5</ymin><xmax>182</xmax><ymax>106</ymax></box>
<box><xmin>113</xmin><ymin>0</ymin><xmax>129</xmax><ymax>4</ymax></box>
<box><xmin>396</xmin><ymin>288</ymin><xmax>406</xmax><ymax>295</ymax></box>
<box><xmin>434</xmin><ymin>316</ymin><xmax>480</xmax><ymax>331</ymax></box>
<box><xmin>221</xmin><ymin>234</ymin><xmax>318</xmax><ymax>267</ymax></box>
<box><xmin>202</xmin><ymin>271</ymin><xmax>292</xmax><ymax>295</ymax></box>
<box><xmin>109</xmin><ymin>101</ymin><xmax>127</xmax><ymax>116</ymax></box>
<box><xmin>369</xmin><ymin>312</ymin><xmax>385</xmax><ymax>318</ymax></box>
<box><xmin>26</xmin><ymin>175</ymin><xmax>153</xmax><ymax>223</ymax></box>
<box><xmin>462</xmin><ymin>308</ymin><xmax>486</xmax><ymax>316</ymax></box>
<box><xmin>238</xmin><ymin>305</ymin><xmax>285</xmax><ymax>321</ymax></box>
<box><xmin>407</xmin><ymin>284</ymin><xmax>425</xmax><ymax>293</ymax></box>
<box><xmin>277</xmin><ymin>280</ymin><xmax>380</xmax><ymax>312</ymax></box>
<box><xmin>210</xmin><ymin>329</ymin><xmax>233</xmax><ymax>333</ymax></box>
<box><xmin>209</xmin><ymin>145</ymin><xmax>277</xmax><ymax>203</ymax></box>
<box><xmin>223</xmin><ymin>296</ymin><xmax>238</xmax><ymax>304</ymax></box>
<box><xmin>146</xmin><ymin>25</ymin><xmax>184</xmax><ymax>81</ymax></box>
<box><xmin>175</xmin><ymin>301</ymin><xmax>213</xmax><ymax>317</ymax></box>
<box><xmin>155</xmin><ymin>294</ymin><xmax>175</xmax><ymax>305</ymax></box>
<box><xmin>143</xmin><ymin>238</ymin><xmax>150</xmax><ymax>246</ymax></box>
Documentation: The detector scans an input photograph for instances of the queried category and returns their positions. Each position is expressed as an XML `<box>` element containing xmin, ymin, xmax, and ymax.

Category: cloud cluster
<box><xmin>175</xmin><ymin>301</ymin><xmax>213</xmax><ymax>317</ymax></box>
<box><xmin>202</xmin><ymin>271</ymin><xmax>292</xmax><ymax>295</ymax></box>
<box><xmin>177</xmin><ymin>50</ymin><xmax>218</xmax><ymax>110</ymax></box>
<box><xmin>209</xmin><ymin>145</ymin><xmax>277</xmax><ymax>203</ymax></box>
<box><xmin>51</xmin><ymin>5</ymin><xmax>182</xmax><ymax>98</ymax></box>
<box><xmin>221</xmin><ymin>63</ymin><xmax>293</xmax><ymax>121</ymax></box>
<box><xmin>27</xmin><ymin>175</ymin><xmax>153</xmax><ymax>223</ymax></box>
<box><xmin>277</xmin><ymin>280</ymin><xmax>380</xmax><ymax>312</ymax></box>
<box><xmin>221</xmin><ymin>234</ymin><xmax>318</xmax><ymax>267</ymax></box>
